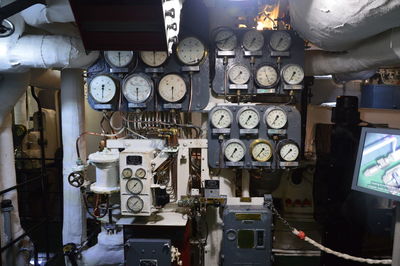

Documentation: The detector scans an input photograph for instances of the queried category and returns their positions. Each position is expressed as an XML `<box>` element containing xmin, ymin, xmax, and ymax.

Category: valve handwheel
<box><xmin>68</xmin><ymin>171</ymin><xmax>84</xmax><ymax>188</ymax></box>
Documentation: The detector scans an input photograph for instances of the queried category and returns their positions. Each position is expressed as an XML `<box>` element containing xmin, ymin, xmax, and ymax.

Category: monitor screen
<box><xmin>352</xmin><ymin>127</ymin><xmax>400</xmax><ymax>201</ymax></box>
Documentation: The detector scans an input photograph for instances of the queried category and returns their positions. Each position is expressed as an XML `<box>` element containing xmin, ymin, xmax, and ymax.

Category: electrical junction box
<box><xmin>221</xmin><ymin>205</ymin><xmax>273</xmax><ymax>266</ymax></box>
<box><xmin>204</xmin><ymin>179</ymin><xmax>220</xmax><ymax>198</ymax></box>
<box><xmin>125</xmin><ymin>238</ymin><xmax>171</xmax><ymax>266</ymax></box>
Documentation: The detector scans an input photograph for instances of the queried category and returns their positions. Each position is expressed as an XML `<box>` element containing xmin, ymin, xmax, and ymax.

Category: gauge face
<box><xmin>158</xmin><ymin>74</ymin><xmax>187</xmax><ymax>103</ymax></box>
<box><xmin>104</xmin><ymin>51</ymin><xmax>134</xmax><ymax>68</ymax></box>
<box><xmin>266</xmin><ymin>108</ymin><xmax>287</xmax><ymax>129</ymax></box>
<box><xmin>89</xmin><ymin>75</ymin><xmax>117</xmax><ymax>103</ymax></box>
<box><xmin>126</xmin><ymin>178</ymin><xmax>143</xmax><ymax>194</ymax></box>
<box><xmin>127</xmin><ymin>196</ymin><xmax>144</xmax><ymax>213</ymax></box>
<box><xmin>122</xmin><ymin>168</ymin><xmax>133</xmax><ymax>178</ymax></box>
<box><xmin>270</xmin><ymin>31</ymin><xmax>292</xmax><ymax>52</ymax></box>
<box><xmin>238</xmin><ymin>108</ymin><xmax>260</xmax><ymax>129</ymax></box>
<box><xmin>215</xmin><ymin>29</ymin><xmax>237</xmax><ymax>51</ymax></box>
<box><xmin>279</xmin><ymin>142</ymin><xmax>299</xmax><ymax>162</ymax></box>
<box><xmin>140</xmin><ymin>51</ymin><xmax>168</xmax><ymax>67</ymax></box>
<box><xmin>281</xmin><ymin>64</ymin><xmax>304</xmax><ymax>85</ymax></box>
<box><xmin>135</xmin><ymin>168</ymin><xmax>146</xmax><ymax>178</ymax></box>
<box><xmin>228</xmin><ymin>64</ymin><xmax>251</xmax><ymax>85</ymax></box>
<box><xmin>123</xmin><ymin>74</ymin><xmax>153</xmax><ymax>103</ymax></box>
<box><xmin>211</xmin><ymin>107</ymin><xmax>233</xmax><ymax>129</ymax></box>
<box><xmin>242</xmin><ymin>30</ymin><xmax>264</xmax><ymax>51</ymax></box>
<box><xmin>250</xmin><ymin>140</ymin><xmax>273</xmax><ymax>162</ymax></box>
<box><xmin>176</xmin><ymin>37</ymin><xmax>205</xmax><ymax>65</ymax></box>
<box><xmin>255</xmin><ymin>65</ymin><xmax>279</xmax><ymax>88</ymax></box>
<box><xmin>224</xmin><ymin>140</ymin><xmax>246</xmax><ymax>162</ymax></box>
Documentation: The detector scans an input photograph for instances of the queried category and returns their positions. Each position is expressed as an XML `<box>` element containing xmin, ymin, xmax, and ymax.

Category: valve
<box><xmin>68</xmin><ymin>171</ymin><xmax>84</xmax><ymax>188</ymax></box>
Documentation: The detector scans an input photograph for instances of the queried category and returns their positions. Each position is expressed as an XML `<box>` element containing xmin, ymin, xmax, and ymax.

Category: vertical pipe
<box><xmin>1</xmin><ymin>200</ymin><xmax>14</xmax><ymax>266</ymax></box>
<box><xmin>392</xmin><ymin>205</ymin><xmax>400</xmax><ymax>265</ymax></box>
<box><xmin>242</xmin><ymin>169</ymin><xmax>250</xmax><ymax>198</ymax></box>
<box><xmin>61</xmin><ymin>69</ymin><xmax>87</xmax><ymax>246</ymax></box>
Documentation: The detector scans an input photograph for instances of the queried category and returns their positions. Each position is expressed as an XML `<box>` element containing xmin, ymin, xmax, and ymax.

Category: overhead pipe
<box><xmin>20</xmin><ymin>0</ymin><xmax>75</xmax><ymax>26</ymax></box>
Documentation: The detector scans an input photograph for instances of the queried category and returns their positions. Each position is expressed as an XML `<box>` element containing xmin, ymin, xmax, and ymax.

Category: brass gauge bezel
<box><xmin>249</xmin><ymin>139</ymin><xmax>273</xmax><ymax>162</ymax></box>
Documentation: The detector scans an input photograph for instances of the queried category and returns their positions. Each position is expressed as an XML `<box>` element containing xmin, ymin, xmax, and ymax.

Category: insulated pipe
<box><xmin>61</xmin><ymin>69</ymin><xmax>87</xmax><ymax>246</ymax></box>
<box><xmin>305</xmin><ymin>28</ymin><xmax>400</xmax><ymax>75</ymax></box>
<box><xmin>20</xmin><ymin>0</ymin><xmax>75</xmax><ymax>26</ymax></box>
<box><xmin>289</xmin><ymin>0</ymin><xmax>400</xmax><ymax>51</ymax></box>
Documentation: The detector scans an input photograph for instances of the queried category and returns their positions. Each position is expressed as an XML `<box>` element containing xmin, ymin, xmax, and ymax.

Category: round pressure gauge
<box><xmin>158</xmin><ymin>74</ymin><xmax>187</xmax><ymax>103</ymax></box>
<box><xmin>255</xmin><ymin>64</ymin><xmax>279</xmax><ymax>88</ymax></box>
<box><xmin>237</xmin><ymin>107</ymin><xmax>260</xmax><ymax>129</ymax></box>
<box><xmin>176</xmin><ymin>37</ymin><xmax>206</xmax><ymax>65</ymax></box>
<box><xmin>215</xmin><ymin>29</ymin><xmax>237</xmax><ymax>51</ymax></box>
<box><xmin>89</xmin><ymin>75</ymin><xmax>117</xmax><ymax>103</ymax></box>
<box><xmin>228</xmin><ymin>64</ymin><xmax>251</xmax><ymax>85</ymax></box>
<box><xmin>265</xmin><ymin>107</ymin><xmax>287</xmax><ymax>129</ymax></box>
<box><xmin>224</xmin><ymin>139</ymin><xmax>246</xmax><ymax>162</ymax></box>
<box><xmin>127</xmin><ymin>196</ymin><xmax>144</xmax><ymax>213</ymax></box>
<box><xmin>281</xmin><ymin>64</ymin><xmax>304</xmax><ymax>85</ymax></box>
<box><xmin>140</xmin><ymin>51</ymin><xmax>168</xmax><ymax>67</ymax></box>
<box><xmin>242</xmin><ymin>30</ymin><xmax>264</xmax><ymax>51</ymax></box>
<box><xmin>104</xmin><ymin>51</ymin><xmax>135</xmax><ymax>68</ymax></box>
<box><xmin>278</xmin><ymin>141</ymin><xmax>300</xmax><ymax>162</ymax></box>
<box><xmin>250</xmin><ymin>139</ymin><xmax>273</xmax><ymax>162</ymax></box>
<box><xmin>269</xmin><ymin>31</ymin><xmax>292</xmax><ymax>52</ymax></box>
<box><xmin>122</xmin><ymin>168</ymin><xmax>133</xmax><ymax>179</ymax></box>
<box><xmin>210</xmin><ymin>107</ymin><xmax>233</xmax><ymax>129</ymax></box>
<box><xmin>135</xmin><ymin>168</ymin><xmax>146</xmax><ymax>178</ymax></box>
<box><xmin>122</xmin><ymin>74</ymin><xmax>153</xmax><ymax>103</ymax></box>
<box><xmin>126</xmin><ymin>178</ymin><xmax>143</xmax><ymax>194</ymax></box>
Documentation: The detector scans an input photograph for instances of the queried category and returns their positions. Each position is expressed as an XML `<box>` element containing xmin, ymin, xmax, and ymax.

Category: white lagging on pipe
<box><xmin>20</xmin><ymin>0</ymin><xmax>75</xmax><ymax>26</ymax></box>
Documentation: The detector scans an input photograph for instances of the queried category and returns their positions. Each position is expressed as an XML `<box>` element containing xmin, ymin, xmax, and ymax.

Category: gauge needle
<box><xmin>171</xmin><ymin>86</ymin><xmax>174</xmax><ymax>100</ymax></box>
<box><xmin>133</xmin><ymin>183</ymin><xmax>138</xmax><ymax>188</ymax></box>
<box><xmin>283</xmin><ymin>149</ymin><xmax>292</xmax><ymax>159</ymax></box>
<box><xmin>250</xmin><ymin>37</ymin><xmax>256</xmax><ymax>48</ymax></box>
<box><xmin>136</xmin><ymin>87</ymin><xmax>139</xmax><ymax>100</ymax></box>
<box><xmin>289</xmin><ymin>71</ymin><xmax>297</xmax><ymax>81</ymax></box>
<box><xmin>245</xmin><ymin>115</ymin><xmax>252</xmax><ymax>125</ymax></box>
<box><xmin>217</xmin><ymin>115</ymin><xmax>225</xmax><ymax>125</ymax></box>
<box><xmin>264</xmin><ymin>69</ymin><xmax>270</xmax><ymax>82</ymax></box>
<box><xmin>234</xmin><ymin>71</ymin><xmax>243</xmax><ymax>80</ymax></box>
<box><xmin>276</xmin><ymin>38</ymin><xmax>283</xmax><ymax>49</ymax></box>
<box><xmin>256</xmin><ymin>148</ymin><xmax>265</xmax><ymax>158</ymax></box>
<box><xmin>101</xmin><ymin>84</ymin><xmax>104</xmax><ymax>99</ymax></box>
<box><xmin>133</xmin><ymin>201</ymin><xmax>139</xmax><ymax>206</ymax></box>
<box><xmin>230</xmin><ymin>148</ymin><xmax>237</xmax><ymax>158</ymax></box>
<box><xmin>118</xmin><ymin>52</ymin><xmax>121</xmax><ymax>66</ymax></box>
<box><xmin>153</xmin><ymin>51</ymin><xmax>156</xmax><ymax>65</ymax></box>
<box><xmin>272</xmin><ymin>115</ymin><xmax>279</xmax><ymax>125</ymax></box>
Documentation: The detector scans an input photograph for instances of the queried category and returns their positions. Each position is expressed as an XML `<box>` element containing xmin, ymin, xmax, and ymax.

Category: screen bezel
<box><xmin>352</xmin><ymin>127</ymin><xmax>400</xmax><ymax>201</ymax></box>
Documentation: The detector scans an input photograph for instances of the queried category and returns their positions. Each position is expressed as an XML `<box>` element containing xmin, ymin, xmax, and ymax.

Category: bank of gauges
<box><xmin>88</xmin><ymin>74</ymin><xmax>118</xmax><ymax>109</ymax></box>
<box><xmin>104</xmin><ymin>51</ymin><xmax>137</xmax><ymax>73</ymax></box>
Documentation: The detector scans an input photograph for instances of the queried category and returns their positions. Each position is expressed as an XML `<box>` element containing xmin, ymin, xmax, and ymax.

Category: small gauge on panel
<box><xmin>140</xmin><ymin>51</ymin><xmax>168</xmax><ymax>67</ymax></box>
<box><xmin>127</xmin><ymin>196</ymin><xmax>144</xmax><ymax>213</ymax></box>
<box><xmin>242</xmin><ymin>30</ymin><xmax>264</xmax><ymax>51</ymax></box>
<box><xmin>269</xmin><ymin>31</ymin><xmax>292</xmax><ymax>52</ymax></box>
<box><xmin>89</xmin><ymin>75</ymin><xmax>117</xmax><ymax>103</ymax></box>
<box><xmin>176</xmin><ymin>37</ymin><xmax>206</xmax><ymax>65</ymax></box>
<box><xmin>211</xmin><ymin>107</ymin><xmax>233</xmax><ymax>129</ymax></box>
<box><xmin>255</xmin><ymin>64</ymin><xmax>279</xmax><ymax>88</ymax></box>
<box><xmin>237</xmin><ymin>107</ymin><xmax>260</xmax><ymax>129</ymax></box>
<box><xmin>135</xmin><ymin>168</ymin><xmax>146</xmax><ymax>178</ymax></box>
<box><xmin>223</xmin><ymin>139</ymin><xmax>246</xmax><ymax>162</ymax></box>
<box><xmin>265</xmin><ymin>107</ymin><xmax>287</xmax><ymax>129</ymax></box>
<box><xmin>126</xmin><ymin>178</ymin><xmax>143</xmax><ymax>194</ymax></box>
<box><xmin>104</xmin><ymin>51</ymin><xmax>135</xmax><ymax>68</ymax></box>
<box><xmin>122</xmin><ymin>73</ymin><xmax>153</xmax><ymax>103</ymax></box>
<box><xmin>250</xmin><ymin>139</ymin><xmax>273</xmax><ymax>162</ymax></box>
<box><xmin>281</xmin><ymin>64</ymin><xmax>304</xmax><ymax>85</ymax></box>
<box><xmin>278</xmin><ymin>141</ymin><xmax>300</xmax><ymax>162</ymax></box>
<box><xmin>158</xmin><ymin>74</ymin><xmax>187</xmax><ymax>103</ymax></box>
<box><xmin>228</xmin><ymin>64</ymin><xmax>251</xmax><ymax>85</ymax></box>
<box><xmin>122</xmin><ymin>168</ymin><xmax>133</xmax><ymax>179</ymax></box>
<box><xmin>214</xmin><ymin>29</ymin><xmax>237</xmax><ymax>51</ymax></box>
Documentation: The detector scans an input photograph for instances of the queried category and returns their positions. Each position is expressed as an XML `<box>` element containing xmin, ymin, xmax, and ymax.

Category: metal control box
<box><xmin>126</xmin><ymin>238</ymin><xmax>171</xmax><ymax>266</ymax></box>
<box><xmin>221</xmin><ymin>205</ymin><xmax>273</xmax><ymax>266</ymax></box>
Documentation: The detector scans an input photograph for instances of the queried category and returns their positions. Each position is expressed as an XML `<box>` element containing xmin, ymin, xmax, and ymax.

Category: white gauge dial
<box><xmin>242</xmin><ymin>30</ymin><xmax>264</xmax><ymax>51</ymax></box>
<box><xmin>140</xmin><ymin>51</ymin><xmax>168</xmax><ymax>67</ymax></box>
<box><xmin>279</xmin><ymin>142</ymin><xmax>299</xmax><ymax>162</ymax></box>
<box><xmin>270</xmin><ymin>31</ymin><xmax>292</xmax><ymax>52</ymax></box>
<box><xmin>135</xmin><ymin>168</ymin><xmax>146</xmax><ymax>178</ymax></box>
<box><xmin>256</xmin><ymin>65</ymin><xmax>279</xmax><ymax>87</ymax></box>
<box><xmin>127</xmin><ymin>196</ymin><xmax>144</xmax><ymax>213</ymax></box>
<box><xmin>122</xmin><ymin>168</ymin><xmax>133</xmax><ymax>178</ymax></box>
<box><xmin>158</xmin><ymin>74</ymin><xmax>187</xmax><ymax>103</ymax></box>
<box><xmin>123</xmin><ymin>74</ymin><xmax>153</xmax><ymax>103</ymax></box>
<box><xmin>211</xmin><ymin>107</ymin><xmax>233</xmax><ymax>129</ymax></box>
<box><xmin>224</xmin><ymin>140</ymin><xmax>246</xmax><ymax>162</ymax></box>
<box><xmin>89</xmin><ymin>75</ymin><xmax>117</xmax><ymax>103</ymax></box>
<box><xmin>238</xmin><ymin>108</ymin><xmax>260</xmax><ymax>129</ymax></box>
<box><xmin>266</xmin><ymin>108</ymin><xmax>287</xmax><ymax>129</ymax></box>
<box><xmin>281</xmin><ymin>64</ymin><xmax>304</xmax><ymax>85</ymax></box>
<box><xmin>250</xmin><ymin>140</ymin><xmax>273</xmax><ymax>162</ymax></box>
<box><xmin>126</xmin><ymin>178</ymin><xmax>143</xmax><ymax>194</ymax></box>
<box><xmin>104</xmin><ymin>51</ymin><xmax>134</xmax><ymax>68</ymax></box>
<box><xmin>176</xmin><ymin>37</ymin><xmax>205</xmax><ymax>65</ymax></box>
<box><xmin>215</xmin><ymin>29</ymin><xmax>237</xmax><ymax>51</ymax></box>
<box><xmin>228</xmin><ymin>64</ymin><xmax>251</xmax><ymax>85</ymax></box>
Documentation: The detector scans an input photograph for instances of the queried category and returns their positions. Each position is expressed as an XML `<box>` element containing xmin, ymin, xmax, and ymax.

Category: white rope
<box><xmin>292</xmin><ymin>229</ymin><xmax>392</xmax><ymax>264</ymax></box>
